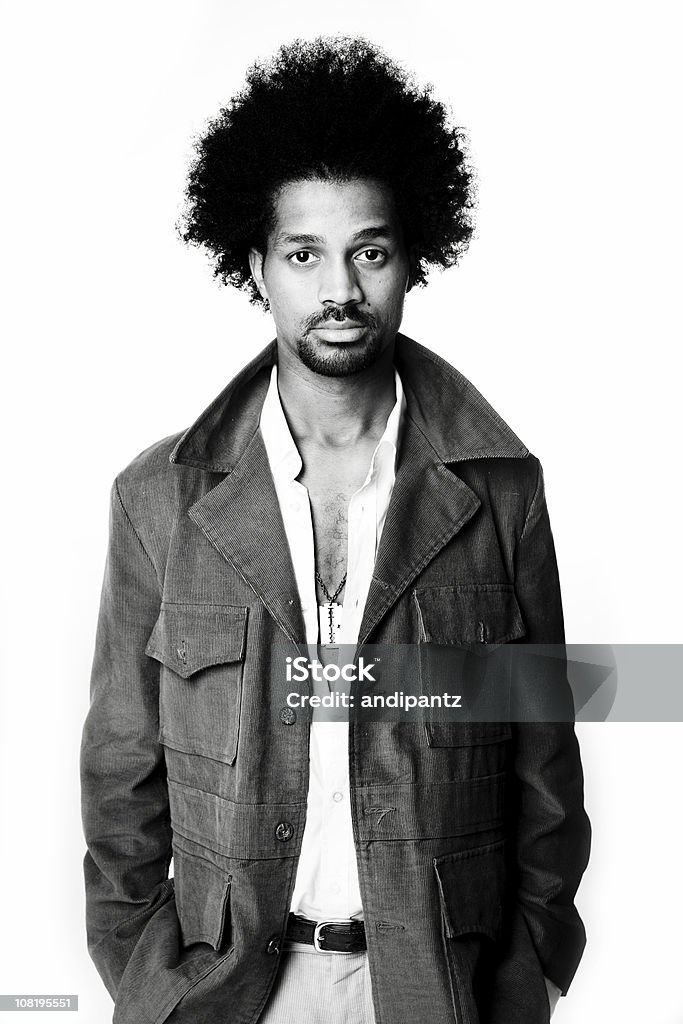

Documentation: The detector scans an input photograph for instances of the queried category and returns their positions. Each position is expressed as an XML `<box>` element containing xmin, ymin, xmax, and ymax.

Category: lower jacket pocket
<box><xmin>434</xmin><ymin>840</ymin><xmax>509</xmax><ymax>1024</ymax></box>
<box><xmin>434</xmin><ymin>838</ymin><xmax>507</xmax><ymax>943</ymax></box>
<box><xmin>173</xmin><ymin>844</ymin><xmax>232</xmax><ymax>951</ymax></box>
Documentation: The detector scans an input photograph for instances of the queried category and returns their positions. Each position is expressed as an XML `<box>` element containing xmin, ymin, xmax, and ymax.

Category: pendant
<box><xmin>319</xmin><ymin>601</ymin><xmax>343</xmax><ymax>645</ymax></box>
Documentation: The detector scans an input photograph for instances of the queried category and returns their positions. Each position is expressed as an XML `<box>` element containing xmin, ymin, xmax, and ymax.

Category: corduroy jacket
<box><xmin>81</xmin><ymin>334</ymin><xmax>591</xmax><ymax>1024</ymax></box>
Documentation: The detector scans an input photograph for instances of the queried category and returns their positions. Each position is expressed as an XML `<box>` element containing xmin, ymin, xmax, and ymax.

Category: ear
<box><xmin>249</xmin><ymin>248</ymin><xmax>269</xmax><ymax>303</ymax></box>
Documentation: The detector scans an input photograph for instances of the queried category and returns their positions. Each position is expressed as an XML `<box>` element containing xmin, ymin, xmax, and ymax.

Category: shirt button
<box><xmin>332</xmin><ymin>791</ymin><xmax>344</xmax><ymax>803</ymax></box>
<box><xmin>280</xmin><ymin>707</ymin><xmax>296</xmax><ymax>725</ymax></box>
<box><xmin>266</xmin><ymin>936</ymin><xmax>281</xmax><ymax>955</ymax></box>
<box><xmin>274</xmin><ymin>821</ymin><xmax>293</xmax><ymax>842</ymax></box>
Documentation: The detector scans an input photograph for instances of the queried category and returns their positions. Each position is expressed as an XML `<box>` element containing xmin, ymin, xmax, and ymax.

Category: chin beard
<box><xmin>296</xmin><ymin>332</ymin><xmax>386</xmax><ymax>378</ymax></box>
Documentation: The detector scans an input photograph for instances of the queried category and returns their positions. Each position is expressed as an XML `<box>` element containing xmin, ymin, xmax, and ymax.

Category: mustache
<box><xmin>302</xmin><ymin>306</ymin><xmax>378</xmax><ymax>332</ymax></box>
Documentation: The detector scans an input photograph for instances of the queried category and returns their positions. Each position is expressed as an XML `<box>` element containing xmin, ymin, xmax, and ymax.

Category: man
<box><xmin>81</xmin><ymin>37</ymin><xmax>590</xmax><ymax>1024</ymax></box>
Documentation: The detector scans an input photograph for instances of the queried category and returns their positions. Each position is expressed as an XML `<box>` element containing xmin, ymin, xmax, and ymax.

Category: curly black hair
<box><xmin>179</xmin><ymin>36</ymin><xmax>475</xmax><ymax>306</ymax></box>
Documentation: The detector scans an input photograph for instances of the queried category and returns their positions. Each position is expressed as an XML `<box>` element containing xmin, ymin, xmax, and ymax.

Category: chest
<box><xmin>297</xmin><ymin>443</ymin><xmax>375</xmax><ymax>586</ymax></box>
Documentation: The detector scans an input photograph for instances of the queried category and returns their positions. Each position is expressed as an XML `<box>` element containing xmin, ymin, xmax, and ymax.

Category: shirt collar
<box><xmin>259</xmin><ymin>365</ymin><xmax>302</xmax><ymax>483</ymax></box>
<box><xmin>367</xmin><ymin>368</ymin><xmax>404</xmax><ymax>485</ymax></box>
<box><xmin>259</xmin><ymin>364</ymin><xmax>405</xmax><ymax>486</ymax></box>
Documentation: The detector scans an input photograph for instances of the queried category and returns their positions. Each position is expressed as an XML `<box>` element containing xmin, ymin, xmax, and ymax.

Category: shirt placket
<box><xmin>313</xmin><ymin>467</ymin><xmax>379</xmax><ymax>917</ymax></box>
<box><xmin>315</xmin><ymin>721</ymin><xmax>354</xmax><ymax>915</ymax></box>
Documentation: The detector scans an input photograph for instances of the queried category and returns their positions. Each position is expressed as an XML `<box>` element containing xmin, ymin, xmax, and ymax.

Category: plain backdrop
<box><xmin>1</xmin><ymin>1</ymin><xmax>682</xmax><ymax>1021</ymax></box>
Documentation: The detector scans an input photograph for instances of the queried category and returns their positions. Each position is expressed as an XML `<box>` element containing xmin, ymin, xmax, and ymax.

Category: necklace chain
<box><xmin>315</xmin><ymin>569</ymin><xmax>347</xmax><ymax>604</ymax></box>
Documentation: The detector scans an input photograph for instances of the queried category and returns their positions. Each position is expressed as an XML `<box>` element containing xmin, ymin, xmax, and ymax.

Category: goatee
<box><xmin>297</xmin><ymin>306</ymin><xmax>381</xmax><ymax>378</ymax></box>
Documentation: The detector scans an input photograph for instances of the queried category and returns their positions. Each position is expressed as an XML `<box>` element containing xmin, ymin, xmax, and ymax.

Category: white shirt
<box><xmin>259</xmin><ymin>363</ymin><xmax>405</xmax><ymax>921</ymax></box>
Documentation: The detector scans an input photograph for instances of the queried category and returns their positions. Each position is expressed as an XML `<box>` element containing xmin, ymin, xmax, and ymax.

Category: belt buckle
<box><xmin>313</xmin><ymin>919</ymin><xmax>353</xmax><ymax>954</ymax></box>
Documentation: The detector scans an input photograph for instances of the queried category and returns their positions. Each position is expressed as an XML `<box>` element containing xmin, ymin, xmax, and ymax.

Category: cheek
<box><xmin>264</xmin><ymin>274</ymin><xmax>296</xmax><ymax>311</ymax></box>
<box><xmin>267</xmin><ymin>270</ymin><xmax>312</xmax><ymax>310</ymax></box>
<box><xmin>267</xmin><ymin>285</ymin><xmax>313</xmax><ymax>333</ymax></box>
<box><xmin>374</xmin><ymin>280</ymin><xmax>408</xmax><ymax>321</ymax></box>
<box><xmin>371</xmin><ymin>263</ymin><xmax>409</xmax><ymax>304</ymax></box>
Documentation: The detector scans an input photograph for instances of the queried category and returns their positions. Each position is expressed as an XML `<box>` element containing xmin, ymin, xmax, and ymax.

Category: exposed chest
<box><xmin>297</xmin><ymin>443</ymin><xmax>375</xmax><ymax>588</ymax></box>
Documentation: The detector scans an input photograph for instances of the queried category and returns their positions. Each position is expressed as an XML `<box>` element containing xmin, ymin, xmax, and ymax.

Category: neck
<box><xmin>275</xmin><ymin>340</ymin><xmax>397</xmax><ymax>448</ymax></box>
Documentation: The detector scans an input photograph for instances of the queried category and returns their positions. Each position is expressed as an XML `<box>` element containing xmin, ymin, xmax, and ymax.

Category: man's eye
<box><xmin>355</xmin><ymin>248</ymin><xmax>385</xmax><ymax>264</ymax></box>
<box><xmin>288</xmin><ymin>251</ymin><xmax>318</xmax><ymax>265</ymax></box>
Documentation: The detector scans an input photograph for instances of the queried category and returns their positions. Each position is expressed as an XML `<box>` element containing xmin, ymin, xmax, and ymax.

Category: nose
<box><xmin>317</xmin><ymin>256</ymin><xmax>364</xmax><ymax>307</ymax></box>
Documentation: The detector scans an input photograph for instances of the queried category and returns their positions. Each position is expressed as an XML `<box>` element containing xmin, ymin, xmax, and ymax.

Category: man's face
<box><xmin>249</xmin><ymin>178</ymin><xmax>410</xmax><ymax>377</ymax></box>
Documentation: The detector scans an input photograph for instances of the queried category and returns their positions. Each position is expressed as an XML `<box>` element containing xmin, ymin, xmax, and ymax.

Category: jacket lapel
<box><xmin>357</xmin><ymin>414</ymin><xmax>481</xmax><ymax>645</ymax></box>
<box><xmin>172</xmin><ymin>342</ymin><xmax>306</xmax><ymax>645</ymax></box>
<box><xmin>187</xmin><ymin>428</ymin><xmax>307</xmax><ymax>645</ymax></box>
<box><xmin>353</xmin><ymin>333</ymin><xmax>529</xmax><ymax>644</ymax></box>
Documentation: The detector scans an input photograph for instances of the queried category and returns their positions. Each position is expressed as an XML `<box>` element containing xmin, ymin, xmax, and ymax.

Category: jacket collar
<box><xmin>170</xmin><ymin>341</ymin><xmax>276</xmax><ymax>473</ymax></box>
<box><xmin>170</xmin><ymin>333</ymin><xmax>528</xmax><ymax>472</ymax></box>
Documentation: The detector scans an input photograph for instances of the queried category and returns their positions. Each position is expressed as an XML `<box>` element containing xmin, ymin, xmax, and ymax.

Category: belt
<box><xmin>285</xmin><ymin>913</ymin><xmax>367</xmax><ymax>953</ymax></box>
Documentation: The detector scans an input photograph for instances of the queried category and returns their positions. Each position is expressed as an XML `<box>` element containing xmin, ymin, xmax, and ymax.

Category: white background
<box><xmin>1</xmin><ymin>1</ymin><xmax>682</xmax><ymax>1021</ymax></box>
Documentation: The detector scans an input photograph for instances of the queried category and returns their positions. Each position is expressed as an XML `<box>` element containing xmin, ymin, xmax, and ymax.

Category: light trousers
<box><xmin>258</xmin><ymin>941</ymin><xmax>377</xmax><ymax>1023</ymax></box>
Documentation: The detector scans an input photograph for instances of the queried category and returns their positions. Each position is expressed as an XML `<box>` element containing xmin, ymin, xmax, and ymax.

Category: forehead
<box><xmin>268</xmin><ymin>178</ymin><xmax>400</xmax><ymax>241</ymax></box>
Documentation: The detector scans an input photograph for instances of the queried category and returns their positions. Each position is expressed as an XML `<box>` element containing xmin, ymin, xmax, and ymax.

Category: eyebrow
<box><xmin>351</xmin><ymin>225</ymin><xmax>395</xmax><ymax>243</ymax></box>
<box><xmin>273</xmin><ymin>225</ymin><xmax>396</xmax><ymax>248</ymax></box>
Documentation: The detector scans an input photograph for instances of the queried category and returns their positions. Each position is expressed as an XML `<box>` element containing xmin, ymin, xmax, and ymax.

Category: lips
<box><xmin>310</xmin><ymin>319</ymin><xmax>365</xmax><ymax>331</ymax></box>
<box><xmin>310</xmin><ymin>324</ymin><xmax>368</xmax><ymax>343</ymax></box>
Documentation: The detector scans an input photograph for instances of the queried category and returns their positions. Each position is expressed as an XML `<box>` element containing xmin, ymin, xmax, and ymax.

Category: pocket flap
<box><xmin>145</xmin><ymin>604</ymin><xmax>248</xmax><ymax>679</ymax></box>
<box><xmin>415</xmin><ymin>585</ymin><xmax>525</xmax><ymax>646</ymax></box>
<box><xmin>434</xmin><ymin>838</ymin><xmax>508</xmax><ymax>942</ymax></box>
<box><xmin>426</xmin><ymin>721</ymin><xmax>512</xmax><ymax>747</ymax></box>
<box><xmin>173</xmin><ymin>843</ymin><xmax>232</xmax><ymax>950</ymax></box>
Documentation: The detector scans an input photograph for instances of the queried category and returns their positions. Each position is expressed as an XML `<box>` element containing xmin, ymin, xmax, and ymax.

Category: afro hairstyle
<box><xmin>179</xmin><ymin>36</ymin><xmax>475</xmax><ymax>306</ymax></box>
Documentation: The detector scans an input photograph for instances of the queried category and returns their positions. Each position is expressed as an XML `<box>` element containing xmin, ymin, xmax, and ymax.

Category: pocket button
<box><xmin>275</xmin><ymin>821</ymin><xmax>293</xmax><ymax>842</ymax></box>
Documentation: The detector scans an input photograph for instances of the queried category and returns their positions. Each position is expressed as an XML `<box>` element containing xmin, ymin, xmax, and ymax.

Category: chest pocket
<box><xmin>413</xmin><ymin>584</ymin><xmax>525</xmax><ymax>748</ymax></box>
<box><xmin>145</xmin><ymin>603</ymin><xmax>248</xmax><ymax>765</ymax></box>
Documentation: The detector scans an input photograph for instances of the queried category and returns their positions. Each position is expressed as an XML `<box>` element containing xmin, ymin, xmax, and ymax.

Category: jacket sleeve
<box><xmin>496</xmin><ymin>458</ymin><xmax>591</xmax><ymax>1009</ymax></box>
<box><xmin>80</xmin><ymin>477</ymin><xmax>175</xmax><ymax>999</ymax></box>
